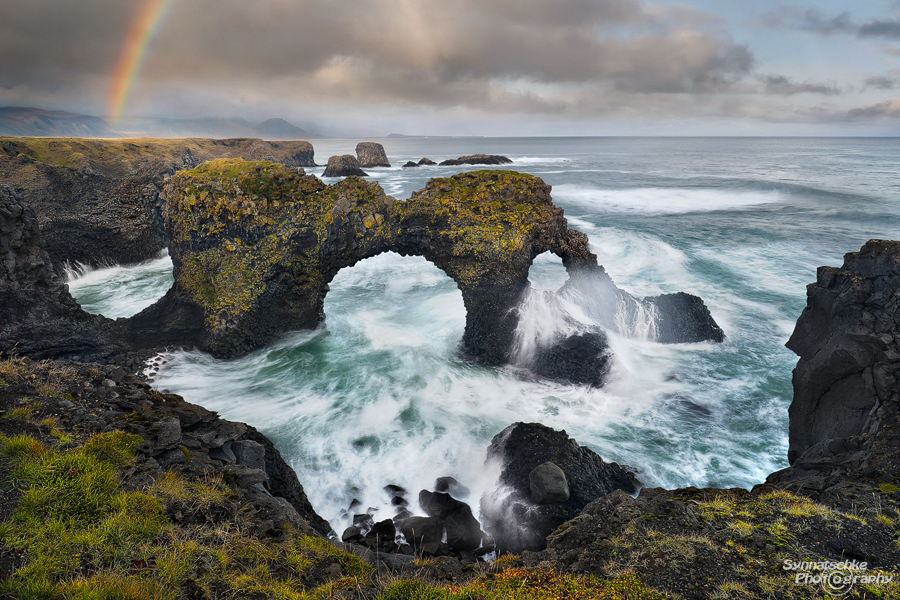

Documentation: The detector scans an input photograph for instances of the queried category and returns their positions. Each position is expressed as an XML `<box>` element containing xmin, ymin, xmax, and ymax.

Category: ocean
<box><xmin>66</xmin><ymin>137</ymin><xmax>900</xmax><ymax>533</ymax></box>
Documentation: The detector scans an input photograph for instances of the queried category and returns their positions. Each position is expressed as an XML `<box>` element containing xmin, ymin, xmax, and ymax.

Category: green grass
<box><xmin>0</xmin><ymin>430</ymin><xmax>372</xmax><ymax>599</ymax></box>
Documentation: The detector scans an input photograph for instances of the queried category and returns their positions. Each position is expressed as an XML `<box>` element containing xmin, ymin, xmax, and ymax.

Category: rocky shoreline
<box><xmin>0</xmin><ymin>139</ymin><xmax>898</xmax><ymax>598</ymax></box>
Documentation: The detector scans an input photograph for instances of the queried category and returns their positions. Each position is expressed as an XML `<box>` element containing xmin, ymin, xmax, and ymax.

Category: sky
<box><xmin>2</xmin><ymin>0</ymin><xmax>900</xmax><ymax>136</ymax></box>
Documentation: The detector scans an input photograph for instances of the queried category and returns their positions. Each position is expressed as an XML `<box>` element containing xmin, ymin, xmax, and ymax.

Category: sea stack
<box><xmin>322</xmin><ymin>155</ymin><xmax>368</xmax><ymax>177</ymax></box>
<box><xmin>356</xmin><ymin>142</ymin><xmax>391</xmax><ymax>168</ymax></box>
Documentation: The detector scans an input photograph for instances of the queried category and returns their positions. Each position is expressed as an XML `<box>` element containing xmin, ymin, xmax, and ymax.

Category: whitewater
<box><xmin>66</xmin><ymin>137</ymin><xmax>900</xmax><ymax>533</ymax></box>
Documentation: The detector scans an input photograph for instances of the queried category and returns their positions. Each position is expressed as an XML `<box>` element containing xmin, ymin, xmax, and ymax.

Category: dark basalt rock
<box><xmin>0</xmin><ymin>184</ymin><xmax>127</xmax><ymax>361</ymax></box>
<box><xmin>645</xmin><ymin>292</ymin><xmax>725</xmax><ymax>344</ymax></box>
<box><xmin>418</xmin><ymin>158</ymin><xmax>436</xmax><ymax>165</ymax></box>
<box><xmin>398</xmin><ymin>516</ymin><xmax>443</xmax><ymax>548</ymax></box>
<box><xmin>530</xmin><ymin>332</ymin><xmax>612</xmax><ymax>387</ymax></box>
<box><xmin>435</xmin><ymin>476</ymin><xmax>470</xmax><ymax>499</ymax></box>
<box><xmin>481</xmin><ymin>422</ymin><xmax>639</xmax><ymax>553</ymax></box>
<box><xmin>356</xmin><ymin>142</ymin><xmax>391</xmax><ymax>168</ymax></box>
<box><xmin>322</xmin><ymin>155</ymin><xmax>368</xmax><ymax>177</ymax></box>
<box><xmin>417</xmin><ymin>490</ymin><xmax>486</xmax><ymax>552</ymax></box>
<box><xmin>439</xmin><ymin>154</ymin><xmax>513</xmax><ymax>166</ymax></box>
<box><xmin>783</xmin><ymin>239</ymin><xmax>900</xmax><ymax>466</ymax></box>
<box><xmin>402</xmin><ymin>161</ymin><xmax>419</xmax><ymax>168</ymax></box>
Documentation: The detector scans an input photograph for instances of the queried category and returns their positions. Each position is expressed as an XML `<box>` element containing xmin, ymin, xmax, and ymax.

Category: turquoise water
<box><xmin>68</xmin><ymin>137</ymin><xmax>900</xmax><ymax>532</ymax></box>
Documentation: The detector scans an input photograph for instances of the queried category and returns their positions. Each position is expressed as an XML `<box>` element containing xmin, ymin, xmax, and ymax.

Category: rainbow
<box><xmin>108</xmin><ymin>0</ymin><xmax>177</xmax><ymax>128</ymax></box>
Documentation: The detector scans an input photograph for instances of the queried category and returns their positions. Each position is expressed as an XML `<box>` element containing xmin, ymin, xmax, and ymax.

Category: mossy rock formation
<box><xmin>2</xmin><ymin>156</ymin><xmax>723</xmax><ymax>368</ymax></box>
<box><xmin>154</xmin><ymin>161</ymin><xmax>603</xmax><ymax>361</ymax></box>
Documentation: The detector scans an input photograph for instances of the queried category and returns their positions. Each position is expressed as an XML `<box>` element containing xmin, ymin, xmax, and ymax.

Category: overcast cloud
<box><xmin>1</xmin><ymin>0</ymin><xmax>899</xmax><ymax>135</ymax></box>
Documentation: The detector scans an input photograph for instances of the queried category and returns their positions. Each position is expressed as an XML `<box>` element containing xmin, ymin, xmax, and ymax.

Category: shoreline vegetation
<box><xmin>0</xmin><ymin>137</ymin><xmax>899</xmax><ymax>598</ymax></box>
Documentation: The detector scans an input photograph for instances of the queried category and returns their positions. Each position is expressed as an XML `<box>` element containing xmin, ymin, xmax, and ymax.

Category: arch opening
<box><xmin>65</xmin><ymin>249</ymin><xmax>174</xmax><ymax>319</ymax></box>
<box><xmin>322</xmin><ymin>251</ymin><xmax>466</xmax><ymax>356</ymax></box>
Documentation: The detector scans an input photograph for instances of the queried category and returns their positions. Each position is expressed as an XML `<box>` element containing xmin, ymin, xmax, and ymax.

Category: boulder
<box><xmin>435</xmin><ymin>476</ymin><xmax>471</xmax><ymax>499</ymax></box>
<box><xmin>356</xmin><ymin>142</ymin><xmax>391</xmax><ymax>168</ymax></box>
<box><xmin>398</xmin><ymin>516</ymin><xmax>443</xmax><ymax>547</ymax></box>
<box><xmin>444</xmin><ymin>502</ymin><xmax>484</xmax><ymax>552</ymax></box>
<box><xmin>439</xmin><ymin>154</ymin><xmax>513</xmax><ymax>166</ymax></box>
<box><xmin>417</xmin><ymin>158</ymin><xmax>437</xmax><ymax>165</ymax></box>
<box><xmin>529</xmin><ymin>462</ymin><xmax>570</xmax><ymax>504</ymax></box>
<box><xmin>530</xmin><ymin>332</ymin><xmax>612</xmax><ymax>387</ymax></box>
<box><xmin>481</xmin><ymin>422</ymin><xmax>639</xmax><ymax>553</ymax></box>
<box><xmin>322</xmin><ymin>154</ymin><xmax>368</xmax><ymax>177</ymax></box>
<box><xmin>402</xmin><ymin>161</ymin><xmax>419</xmax><ymax>168</ymax></box>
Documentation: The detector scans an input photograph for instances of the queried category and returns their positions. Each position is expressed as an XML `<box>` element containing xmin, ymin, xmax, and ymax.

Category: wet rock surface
<box><xmin>481</xmin><ymin>422</ymin><xmax>639</xmax><ymax>553</ymax></box>
<box><xmin>529</xmin><ymin>331</ymin><xmax>612</xmax><ymax>387</ymax></box>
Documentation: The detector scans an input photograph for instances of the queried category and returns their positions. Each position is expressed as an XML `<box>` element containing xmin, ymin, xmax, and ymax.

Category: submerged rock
<box><xmin>322</xmin><ymin>154</ymin><xmax>368</xmax><ymax>177</ymax></box>
<box><xmin>530</xmin><ymin>331</ymin><xmax>612</xmax><ymax>387</ymax></box>
<box><xmin>439</xmin><ymin>154</ymin><xmax>513</xmax><ymax>166</ymax></box>
<box><xmin>481</xmin><ymin>422</ymin><xmax>639</xmax><ymax>553</ymax></box>
<box><xmin>356</xmin><ymin>142</ymin><xmax>391</xmax><ymax>168</ymax></box>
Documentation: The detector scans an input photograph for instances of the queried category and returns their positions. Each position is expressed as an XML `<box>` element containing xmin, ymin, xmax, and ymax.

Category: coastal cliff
<box><xmin>0</xmin><ymin>137</ymin><xmax>317</xmax><ymax>270</ymax></box>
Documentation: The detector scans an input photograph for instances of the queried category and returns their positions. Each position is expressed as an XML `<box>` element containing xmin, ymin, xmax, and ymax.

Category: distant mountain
<box><xmin>0</xmin><ymin>107</ymin><xmax>324</xmax><ymax>139</ymax></box>
<box><xmin>0</xmin><ymin>107</ymin><xmax>117</xmax><ymax>137</ymax></box>
<box><xmin>255</xmin><ymin>118</ymin><xmax>317</xmax><ymax>139</ymax></box>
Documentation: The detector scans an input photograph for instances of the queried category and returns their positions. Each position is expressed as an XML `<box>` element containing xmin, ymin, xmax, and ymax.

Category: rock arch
<box><xmin>129</xmin><ymin>161</ymin><xmax>604</xmax><ymax>363</ymax></box>
<box><xmin>1</xmin><ymin>161</ymin><xmax>723</xmax><ymax>367</ymax></box>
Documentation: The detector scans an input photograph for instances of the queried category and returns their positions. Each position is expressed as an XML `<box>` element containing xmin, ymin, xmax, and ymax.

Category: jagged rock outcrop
<box><xmin>439</xmin><ymin>154</ymin><xmax>513</xmax><ymax>166</ymax></box>
<box><xmin>0</xmin><ymin>184</ymin><xmax>126</xmax><ymax>360</ymax></box>
<box><xmin>356</xmin><ymin>142</ymin><xmax>391</xmax><ymax>168</ymax></box>
<box><xmin>156</xmin><ymin>163</ymin><xmax>606</xmax><ymax>362</ymax></box>
<box><xmin>785</xmin><ymin>240</ymin><xmax>900</xmax><ymax>466</ymax></box>
<box><xmin>322</xmin><ymin>155</ymin><xmax>368</xmax><ymax>177</ymax></box>
<box><xmin>0</xmin><ymin>137</ymin><xmax>317</xmax><ymax>270</ymax></box>
<box><xmin>402</xmin><ymin>161</ymin><xmax>419</xmax><ymax>168</ymax></box>
<box><xmin>481</xmin><ymin>422</ymin><xmax>639</xmax><ymax>553</ymax></box>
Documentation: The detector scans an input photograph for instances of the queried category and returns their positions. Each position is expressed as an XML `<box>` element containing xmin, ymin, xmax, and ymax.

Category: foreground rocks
<box><xmin>481</xmin><ymin>422</ymin><xmax>639</xmax><ymax>553</ymax></box>
<box><xmin>0</xmin><ymin>359</ymin><xmax>330</xmax><ymax>537</ymax></box>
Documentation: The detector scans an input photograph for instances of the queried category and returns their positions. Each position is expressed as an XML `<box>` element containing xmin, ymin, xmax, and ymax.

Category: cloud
<box><xmin>761</xmin><ymin>75</ymin><xmax>842</xmax><ymax>96</ymax></box>
<box><xmin>846</xmin><ymin>98</ymin><xmax>900</xmax><ymax>119</ymax></box>
<box><xmin>762</xmin><ymin>6</ymin><xmax>900</xmax><ymax>41</ymax></box>
<box><xmin>863</xmin><ymin>72</ymin><xmax>900</xmax><ymax>90</ymax></box>
<box><xmin>858</xmin><ymin>19</ymin><xmax>900</xmax><ymax>39</ymax></box>
<box><xmin>761</xmin><ymin>7</ymin><xmax>855</xmax><ymax>35</ymax></box>
<box><xmin>0</xmin><ymin>0</ymin><xmax>754</xmax><ymax>122</ymax></box>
